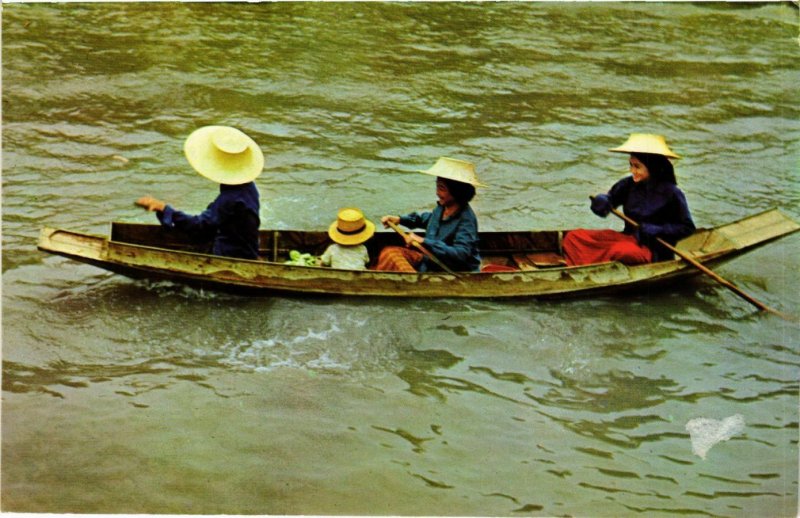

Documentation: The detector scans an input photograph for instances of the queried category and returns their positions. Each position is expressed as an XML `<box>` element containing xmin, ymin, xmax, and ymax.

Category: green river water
<box><xmin>2</xmin><ymin>2</ymin><xmax>799</xmax><ymax>516</ymax></box>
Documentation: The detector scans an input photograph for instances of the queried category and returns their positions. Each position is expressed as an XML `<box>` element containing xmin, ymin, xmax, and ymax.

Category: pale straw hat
<box><xmin>418</xmin><ymin>157</ymin><xmax>486</xmax><ymax>187</ymax></box>
<box><xmin>184</xmin><ymin>126</ymin><xmax>265</xmax><ymax>185</ymax></box>
<box><xmin>328</xmin><ymin>208</ymin><xmax>376</xmax><ymax>246</ymax></box>
<box><xmin>609</xmin><ymin>133</ymin><xmax>679</xmax><ymax>159</ymax></box>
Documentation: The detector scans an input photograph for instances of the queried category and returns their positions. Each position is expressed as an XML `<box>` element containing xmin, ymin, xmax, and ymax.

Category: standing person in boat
<box><xmin>562</xmin><ymin>133</ymin><xmax>695</xmax><ymax>266</ymax></box>
<box><xmin>376</xmin><ymin>157</ymin><xmax>484</xmax><ymax>273</ymax></box>
<box><xmin>135</xmin><ymin>125</ymin><xmax>264</xmax><ymax>260</ymax></box>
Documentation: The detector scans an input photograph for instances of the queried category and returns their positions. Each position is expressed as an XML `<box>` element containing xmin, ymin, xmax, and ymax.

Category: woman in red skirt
<box><xmin>563</xmin><ymin>134</ymin><xmax>695</xmax><ymax>266</ymax></box>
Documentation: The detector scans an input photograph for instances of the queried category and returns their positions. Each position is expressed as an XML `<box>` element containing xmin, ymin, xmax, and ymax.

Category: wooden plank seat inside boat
<box><xmin>482</xmin><ymin>230</ymin><xmax>564</xmax><ymax>271</ymax></box>
<box><xmin>479</xmin><ymin>253</ymin><xmax>566</xmax><ymax>272</ymax></box>
<box><xmin>511</xmin><ymin>252</ymin><xmax>566</xmax><ymax>270</ymax></box>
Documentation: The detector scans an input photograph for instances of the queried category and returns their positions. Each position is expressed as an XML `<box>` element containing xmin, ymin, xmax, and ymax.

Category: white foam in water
<box><xmin>290</xmin><ymin>324</ymin><xmax>341</xmax><ymax>345</ymax></box>
<box><xmin>139</xmin><ymin>279</ymin><xmax>223</xmax><ymax>300</ymax></box>
<box><xmin>218</xmin><ymin>319</ymin><xmax>351</xmax><ymax>372</ymax></box>
<box><xmin>685</xmin><ymin>414</ymin><xmax>745</xmax><ymax>460</ymax></box>
<box><xmin>307</xmin><ymin>351</ymin><xmax>350</xmax><ymax>371</ymax></box>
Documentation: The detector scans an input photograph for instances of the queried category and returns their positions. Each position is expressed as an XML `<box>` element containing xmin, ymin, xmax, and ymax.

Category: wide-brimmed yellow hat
<box><xmin>418</xmin><ymin>157</ymin><xmax>486</xmax><ymax>187</ymax></box>
<box><xmin>184</xmin><ymin>126</ymin><xmax>265</xmax><ymax>185</ymax></box>
<box><xmin>328</xmin><ymin>208</ymin><xmax>376</xmax><ymax>246</ymax></box>
<box><xmin>609</xmin><ymin>133</ymin><xmax>679</xmax><ymax>159</ymax></box>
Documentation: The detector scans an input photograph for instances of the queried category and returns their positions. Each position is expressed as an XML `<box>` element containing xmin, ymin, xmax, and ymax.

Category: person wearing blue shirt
<box><xmin>135</xmin><ymin>125</ymin><xmax>264</xmax><ymax>260</ymax></box>
<box><xmin>377</xmin><ymin>157</ymin><xmax>484</xmax><ymax>273</ymax></box>
<box><xmin>563</xmin><ymin>133</ymin><xmax>695</xmax><ymax>265</ymax></box>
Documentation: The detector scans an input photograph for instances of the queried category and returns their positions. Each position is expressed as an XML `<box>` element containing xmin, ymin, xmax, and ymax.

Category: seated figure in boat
<box><xmin>376</xmin><ymin>157</ymin><xmax>484</xmax><ymax>273</ymax></box>
<box><xmin>563</xmin><ymin>133</ymin><xmax>695</xmax><ymax>266</ymax></box>
<box><xmin>135</xmin><ymin>126</ymin><xmax>263</xmax><ymax>260</ymax></box>
<box><xmin>319</xmin><ymin>208</ymin><xmax>375</xmax><ymax>270</ymax></box>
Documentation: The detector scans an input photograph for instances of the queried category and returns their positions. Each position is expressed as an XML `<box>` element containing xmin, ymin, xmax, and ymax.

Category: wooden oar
<box><xmin>385</xmin><ymin>220</ymin><xmax>462</xmax><ymax>277</ymax></box>
<box><xmin>591</xmin><ymin>196</ymin><xmax>790</xmax><ymax>319</ymax></box>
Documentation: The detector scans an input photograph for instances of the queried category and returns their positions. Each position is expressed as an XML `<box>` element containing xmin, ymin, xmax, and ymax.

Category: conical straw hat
<box><xmin>184</xmin><ymin>126</ymin><xmax>265</xmax><ymax>185</ymax></box>
<box><xmin>328</xmin><ymin>208</ymin><xmax>376</xmax><ymax>246</ymax></box>
<box><xmin>609</xmin><ymin>133</ymin><xmax>679</xmax><ymax>159</ymax></box>
<box><xmin>418</xmin><ymin>157</ymin><xmax>486</xmax><ymax>187</ymax></box>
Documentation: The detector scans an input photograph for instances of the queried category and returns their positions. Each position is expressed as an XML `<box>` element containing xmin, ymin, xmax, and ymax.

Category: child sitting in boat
<box><xmin>319</xmin><ymin>208</ymin><xmax>375</xmax><ymax>270</ymax></box>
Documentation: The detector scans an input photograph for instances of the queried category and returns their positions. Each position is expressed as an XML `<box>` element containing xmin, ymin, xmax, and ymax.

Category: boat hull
<box><xmin>37</xmin><ymin>208</ymin><xmax>799</xmax><ymax>298</ymax></box>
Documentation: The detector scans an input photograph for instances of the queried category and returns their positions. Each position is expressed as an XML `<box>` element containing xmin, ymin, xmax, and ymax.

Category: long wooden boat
<box><xmin>37</xmin><ymin>208</ymin><xmax>798</xmax><ymax>298</ymax></box>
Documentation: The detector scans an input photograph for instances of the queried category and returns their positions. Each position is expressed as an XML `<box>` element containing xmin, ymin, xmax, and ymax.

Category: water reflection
<box><xmin>372</xmin><ymin>425</ymin><xmax>435</xmax><ymax>455</ymax></box>
<box><xmin>534</xmin><ymin>369</ymin><xmax>682</xmax><ymax>413</ymax></box>
<box><xmin>3</xmin><ymin>358</ymin><xmax>181</xmax><ymax>400</ymax></box>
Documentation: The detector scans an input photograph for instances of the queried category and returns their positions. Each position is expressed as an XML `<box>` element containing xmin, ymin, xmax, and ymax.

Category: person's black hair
<box><xmin>440</xmin><ymin>177</ymin><xmax>476</xmax><ymax>204</ymax></box>
<box><xmin>631</xmin><ymin>152</ymin><xmax>677</xmax><ymax>185</ymax></box>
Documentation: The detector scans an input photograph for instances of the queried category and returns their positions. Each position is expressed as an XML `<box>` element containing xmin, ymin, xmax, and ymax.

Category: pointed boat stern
<box><xmin>677</xmin><ymin>208</ymin><xmax>800</xmax><ymax>258</ymax></box>
<box><xmin>38</xmin><ymin>227</ymin><xmax>108</xmax><ymax>262</ymax></box>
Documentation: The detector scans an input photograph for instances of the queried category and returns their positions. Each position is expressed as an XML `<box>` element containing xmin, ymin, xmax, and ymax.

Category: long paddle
<box><xmin>385</xmin><ymin>220</ymin><xmax>462</xmax><ymax>277</ymax></box>
<box><xmin>591</xmin><ymin>196</ymin><xmax>789</xmax><ymax>319</ymax></box>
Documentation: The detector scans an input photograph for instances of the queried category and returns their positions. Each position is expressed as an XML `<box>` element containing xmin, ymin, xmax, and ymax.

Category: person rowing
<box><xmin>376</xmin><ymin>157</ymin><xmax>485</xmax><ymax>273</ymax></box>
<box><xmin>563</xmin><ymin>133</ymin><xmax>696</xmax><ymax>266</ymax></box>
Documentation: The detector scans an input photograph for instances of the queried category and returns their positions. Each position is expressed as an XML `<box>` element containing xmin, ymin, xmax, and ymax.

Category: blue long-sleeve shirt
<box><xmin>607</xmin><ymin>176</ymin><xmax>695</xmax><ymax>261</ymax></box>
<box><xmin>156</xmin><ymin>182</ymin><xmax>261</xmax><ymax>259</ymax></box>
<box><xmin>399</xmin><ymin>203</ymin><xmax>481</xmax><ymax>272</ymax></box>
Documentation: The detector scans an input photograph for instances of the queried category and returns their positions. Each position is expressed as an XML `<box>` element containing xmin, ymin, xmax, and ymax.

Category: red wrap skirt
<box><xmin>563</xmin><ymin>229</ymin><xmax>653</xmax><ymax>266</ymax></box>
<box><xmin>375</xmin><ymin>246</ymin><xmax>425</xmax><ymax>272</ymax></box>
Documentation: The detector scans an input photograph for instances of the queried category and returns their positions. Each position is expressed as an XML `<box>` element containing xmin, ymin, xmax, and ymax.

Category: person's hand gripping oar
<box><xmin>591</xmin><ymin>195</ymin><xmax>792</xmax><ymax>320</ymax></box>
<box><xmin>384</xmin><ymin>219</ymin><xmax>462</xmax><ymax>277</ymax></box>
